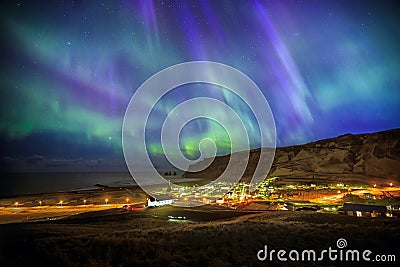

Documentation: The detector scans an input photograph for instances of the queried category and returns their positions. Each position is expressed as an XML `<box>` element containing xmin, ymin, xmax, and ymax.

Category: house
<box><xmin>147</xmin><ymin>194</ymin><xmax>174</xmax><ymax>207</ymax></box>
<box><xmin>342</xmin><ymin>203</ymin><xmax>387</xmax><ymax>218</ymax></box>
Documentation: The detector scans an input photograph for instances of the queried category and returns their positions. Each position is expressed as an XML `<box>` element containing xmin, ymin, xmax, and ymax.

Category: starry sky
<box><xmin>0</xmin><ymin>0</ymin><xmax>399</xmax><ymax>172</ymax></box>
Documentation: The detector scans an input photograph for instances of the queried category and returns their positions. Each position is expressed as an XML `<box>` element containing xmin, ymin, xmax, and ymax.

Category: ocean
<box><xmin>0</xmin><ymin>172</ymin><xmax>136</xmax><ymax>198</ymax></box>
<box><xmin>0</xmin><ymin>172</ymin><xmax>199</xmax><ymax>198</ymax></box>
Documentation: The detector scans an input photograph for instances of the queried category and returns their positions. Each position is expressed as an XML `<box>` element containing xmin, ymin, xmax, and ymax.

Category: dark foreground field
<box><xmin>0</xmin><ymin>206</ymin><xmax>399</xmax><ymax>267</ymax></box>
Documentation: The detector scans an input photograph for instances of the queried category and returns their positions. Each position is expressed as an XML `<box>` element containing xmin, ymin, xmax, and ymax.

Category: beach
<box><xmin>0</xmin><ymin>186</ymin><xmax>147</xmax><ymax>224</ymax></box>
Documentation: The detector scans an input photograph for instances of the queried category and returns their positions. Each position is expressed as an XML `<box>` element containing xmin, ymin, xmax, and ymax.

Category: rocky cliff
<box><xmin>183</xmin><ymin>129</ymin><xmax>400</xmax><ymax>184</ymax></box>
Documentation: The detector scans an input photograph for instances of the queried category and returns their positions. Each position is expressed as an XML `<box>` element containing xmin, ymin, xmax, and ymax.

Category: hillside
<box><xmin>183</xmin><ymin>129</ymin><xmax>400</xmax><ymax>184</ymax></box>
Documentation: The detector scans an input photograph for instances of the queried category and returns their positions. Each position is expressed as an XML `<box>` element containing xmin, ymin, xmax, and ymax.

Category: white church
<box><xmin>147</xmin><ymin>194</ymin><xmax>174</xmax><ymax>207</ymax></box>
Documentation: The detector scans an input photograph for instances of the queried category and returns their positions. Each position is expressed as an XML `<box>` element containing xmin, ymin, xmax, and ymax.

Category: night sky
<box><xmin>0</xmin><ymin>0</ymin><xmax>399</xmax><ymax>172</ymax></box>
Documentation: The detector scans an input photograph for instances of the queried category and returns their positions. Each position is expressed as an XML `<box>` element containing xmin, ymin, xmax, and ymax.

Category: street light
<box><xmin>83</xmin><ymin>199</ymin><xmax>87</xmax><ymax>207</ymax></box>
<box><xmin>389</xmin><ymin>182</ymin><xmax>393</xmax><ymax>187</ymax></box>
<box><xmin>59</xmin><ymin>200</ymin><xmax>63</xmax><ymax>207</ymax></box>
<box><xmin>14</xmin><ymin>202</ymin><xmax>18</xmax><ymax>208</ymax></box>
<box><xmin>39</xmin><ymin>200</ymin><xmax>42</xmax><ymax>206</ymax></box>
<box><xmin>105</xmin><ymin>198</ymin><xmax>109</xmax><ymax>205</ymax></box>
<box><xmin>126</xmin><ymin>198</ymin><xmax>129</xmax><ymax>204</ymax></box>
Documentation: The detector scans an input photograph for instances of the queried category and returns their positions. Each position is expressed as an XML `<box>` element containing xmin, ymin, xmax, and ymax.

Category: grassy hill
<box><xmin>183</xmin><ymin>129</ymin><xmax>400</xmax><ymax>185</ymax></box>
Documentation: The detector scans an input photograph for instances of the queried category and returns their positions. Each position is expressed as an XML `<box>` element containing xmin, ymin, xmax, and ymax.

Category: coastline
<box><xmin>0</xmin><ymin>172</ymin><xmax>203</xmax><ymax>199</ymax></box>
<box><xmin>0</xmin><ymin>185</ymin><xmax>147</xmax><ymax>224</ymax></box>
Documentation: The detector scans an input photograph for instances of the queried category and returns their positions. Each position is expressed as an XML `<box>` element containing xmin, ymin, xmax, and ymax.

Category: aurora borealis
<box><xmin>0</xmin><ymin>0</ymin><xmax>399</xmax><ymax>172</ymax></box>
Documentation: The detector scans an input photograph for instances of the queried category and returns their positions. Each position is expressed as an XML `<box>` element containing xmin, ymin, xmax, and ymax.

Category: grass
<box><xmin>0</xmin><ymin>209</ymin><xmax>399</xmax><ymax>267</ymax></box>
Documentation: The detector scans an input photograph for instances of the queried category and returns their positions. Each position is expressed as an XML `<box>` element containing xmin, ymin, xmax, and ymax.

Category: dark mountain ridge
<box><xmin>183</xmin><ymin>128</ymin><xmax>400</xmax><ymax>184</ymax></box>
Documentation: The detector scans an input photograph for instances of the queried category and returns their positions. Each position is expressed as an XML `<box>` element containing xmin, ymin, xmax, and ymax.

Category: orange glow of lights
<box><xmin>14</xmin><ymin>202</ymin><xmax>19</xmax><ymax>207</ymax></box>
<box><xmin>389</xmin><ymin>183</ymin><xmax>393</xmax><ymax>187</ymax></box>
<box><xmin>126</xmin><ymin>198</ymin><xmax>129</xmax><ymax>203</ymax></box>
<box><xmin>105</xmin><ymin>198</ymin><xmax>109</xmax><ymax>204</ymax></box>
